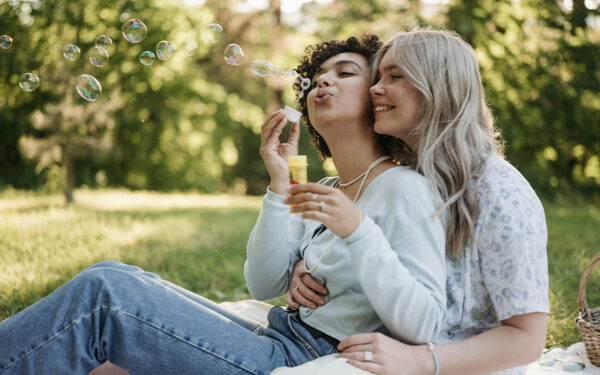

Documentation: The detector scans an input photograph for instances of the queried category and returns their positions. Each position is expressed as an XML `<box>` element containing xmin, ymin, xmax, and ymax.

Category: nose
<box><xmin>315</xmin><ymin>72</ymin><xmax>332</xmax><ymax>88</ymax></box>
<box><xmin>370</xmin><ymin>82</ymin><xmax>384</xmax><ymax>96</ymax></box>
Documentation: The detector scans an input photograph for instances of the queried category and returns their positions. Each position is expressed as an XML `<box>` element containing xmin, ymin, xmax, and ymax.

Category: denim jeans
<box><xmin>0</xmin><ymin>261</ymin><xmax>338</xmax><ymax>374</ymax></box>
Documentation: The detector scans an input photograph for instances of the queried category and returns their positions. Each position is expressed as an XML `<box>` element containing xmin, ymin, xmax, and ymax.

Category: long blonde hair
<box><xmin>372</xmin><ymin>27</ymin><xmax>504</xmax><ymax>257</ymax></box>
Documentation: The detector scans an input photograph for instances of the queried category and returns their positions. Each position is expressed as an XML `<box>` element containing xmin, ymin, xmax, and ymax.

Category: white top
<box><xmin>438</xmin><ymin>155</ymin><xmax>550</xmax><ymax>375</ymax></box>
<box><xmin>245</xmin><ymin>166</ymin><xmax>447</xmax><ymax>343</ymax></box>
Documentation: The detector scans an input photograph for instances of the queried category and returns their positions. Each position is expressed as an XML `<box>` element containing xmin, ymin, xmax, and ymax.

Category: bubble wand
<box><xmin>283</xmin><ymin>76</ymin><xmax>311</xmax><ymax>123</ymax></box>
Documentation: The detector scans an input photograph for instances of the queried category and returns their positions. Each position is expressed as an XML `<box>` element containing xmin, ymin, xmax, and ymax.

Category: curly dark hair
<box><xmin>293</xmin><ymin>35</ymin><xmax>393</xmax><ymax>159</ymax></box>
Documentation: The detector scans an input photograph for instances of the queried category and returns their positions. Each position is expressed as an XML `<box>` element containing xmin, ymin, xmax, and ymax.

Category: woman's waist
<box><xmin>298</xmin><ymin>296</ymin><xmax>382</xmax><ymax>340</ymax></box>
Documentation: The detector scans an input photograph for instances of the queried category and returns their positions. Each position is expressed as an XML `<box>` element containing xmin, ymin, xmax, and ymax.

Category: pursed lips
<box><xmin>314</xmin><ymin>89</ymin><xmax>333</xmax><ymax>104</ymax></box>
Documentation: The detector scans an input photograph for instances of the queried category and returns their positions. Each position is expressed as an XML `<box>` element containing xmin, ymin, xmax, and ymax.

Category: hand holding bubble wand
<box><xmin>283</xmin><ymin>76</ymin><xmax>311</xmax><ymax>123</ymax></box>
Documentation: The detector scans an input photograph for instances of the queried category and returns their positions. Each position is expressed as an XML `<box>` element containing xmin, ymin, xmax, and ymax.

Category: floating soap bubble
<box><xmin>156</xmin><ymin>40</ymin><xmax>176</xmax><ymax>61</ymax></box>
<box><xmin>250</xmin><ymin>60</ymin><xmax>276</xmax><ymax>77</ymax></box>
<box><xmin>122</xmin><ymin>19</ymin><xmax>147</xmax><ymax>43</ymax></box>
<box><xmin>76</xmin><ymin>74</ymin><xmax>102</xmax><ymax>102</ymax></box>
<box><xmin>19</xmin><ymin>73</ymin><xmax>40</xmax><ymax>91</ymax></box>
<box><xmin>89</xmin><ymin>45</ymin><xmax>109</xmax><ymax>67</ymax></box>
<box><xmin>95</xmin><ymin>34</ymin><xmax>114</xmax><ymax>55</ymax></box>
<box><xmin>0</xmin><ymin>35</ymin><xmax>12</xmax><ymax>49</ymax></box>
<box><xmin>279</xmin><ymin>69</ymin><xmax>298</xmax><ymax>81</ymax></box>
<box><xmin>203</xmin><ymin>23</ymin><xmax>222</xmax><ymax>43</ymax></box>
<box><xmin>182</xmin><ymin>40</ymin><xmax>198</xmax><ymax>56</ymax></box>
<box><xmin>63</xmin><ymin>44</ymin><xmax>81</xmax><ymax>61</ymax></box>
<box><xmin>224</xmin><ymin>44</ymin><xmax>244</xmax><ymax>66</ymax></box>
<box><xmin>139</xmin><ymin>51</ymin><xmax>155</xmax><ymax>66</ymax></box>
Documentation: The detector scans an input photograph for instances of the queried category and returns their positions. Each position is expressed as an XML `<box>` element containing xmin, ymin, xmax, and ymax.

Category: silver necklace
<box><xmin>302</xmin><ymin>155</ymin><xmax>392</xmax><ymax>274</ymax></box>
<box><xmin>338</xmin><ymin>156</ymin><xmax>391</xmax><ymax>187</ymax></box>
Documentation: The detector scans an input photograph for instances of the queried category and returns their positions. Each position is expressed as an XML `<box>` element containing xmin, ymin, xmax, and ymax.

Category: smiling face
<box><xmin>306</xmin><ymin>52</ymin><xmax>372</xmax><ymax>131</ymax></box>
<box><xmin>370</xmin><ymin>50</ymin><xmax>422</xmax><ymax>150</ymax></box>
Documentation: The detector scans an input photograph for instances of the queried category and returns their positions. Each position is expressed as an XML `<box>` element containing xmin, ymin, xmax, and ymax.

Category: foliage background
<box><xmin>0</xmin><ymin>0</ymin><xmax>599</xmax><ymax>200</ymax></box>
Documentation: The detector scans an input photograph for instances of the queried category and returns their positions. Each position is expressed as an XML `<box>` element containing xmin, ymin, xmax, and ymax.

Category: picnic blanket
<box><xmin>89</xmin><ymin>300</ymin><xmax>600</xmax><ymax>375</ymax></box>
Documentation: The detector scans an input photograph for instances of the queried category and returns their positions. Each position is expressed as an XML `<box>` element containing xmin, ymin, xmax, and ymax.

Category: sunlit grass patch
<box><xmin>0</xmin><ymin>189</ymin><xmax>265</xmax><ymax>321</ymax></box>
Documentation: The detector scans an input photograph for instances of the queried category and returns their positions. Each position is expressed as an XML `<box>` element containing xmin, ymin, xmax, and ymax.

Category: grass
<box><xmin>0</xmin><ymin>189</ymin><xmax>599</xmax><ymax>348</ymax></box>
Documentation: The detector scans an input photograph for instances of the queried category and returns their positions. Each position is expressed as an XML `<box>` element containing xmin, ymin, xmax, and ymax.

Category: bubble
<box><xmin>203</xmin><ymin>23</ymin><xmax>222</xmax><ymax>43</ymax></box>
<box><xmin>122</xmin><ymin>19</ymin><xmax>147</xmax><ymax>43</ymax></box>
<box><xmin>139</xmin><ymin>51</ymin><xmax>155</xmax><ymax>66</ymax></box>
<box><xmin>76</xmin><ymin>74</ymin><xmax>102</xmax><ymax>102</ymax></box>
<box><xmin>0</xmin><ymin>35</ymin><xmax>12</xmax><ymax>49</ymax></box>
<box><xmin>63</xmin><ymin>44</ymin><xmax>81</xmax><ymax>61</ymax></box>
<box><xmin>278</xmin><ymin>69</ymin><xmax>298</xmax><ymax>81</ymax></box>
<box><xmin>95</xmin><ymin>34</ymin><xmax>114</xmax><ymax>55</ymax></box>
<box><xmin>19</xmin><ymin>73</ymin><xmax>40</xmax><ymax>91</ymax></box>
<box><xmin>156</xmin><ymin>40</ymin><xmax>176</xmax><ymax>61</ymax></box>
<box><xmin>182</xmin><ymin>40</ymin><xmax>198</xmax><ymax>56</ymax></box>
<box><xmin>250</xmin><ymin>60</ymin><xmax>276</xmax><ymax>77</ymax></box>
<box><xmin>224</xmin><ymin>44</ymin><xmax>244</xmax><ymax>66</ymax></box>
<box><xmin>89</xmin><ymin>45</ymin><xmax>109</xmax><ymax>67</ymax></box>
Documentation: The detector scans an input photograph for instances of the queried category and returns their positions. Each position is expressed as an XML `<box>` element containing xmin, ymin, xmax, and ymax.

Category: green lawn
<box><xmin>0</xmin><ymin>189</ymin><xmax>598</xmax><ymax>348</ymax></box>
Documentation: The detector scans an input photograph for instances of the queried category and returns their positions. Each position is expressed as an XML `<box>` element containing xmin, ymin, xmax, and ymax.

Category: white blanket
<box><xmin>89</xmin><ymin>300</ymin><xmax>600</xmax><ymax>375</ymax></box>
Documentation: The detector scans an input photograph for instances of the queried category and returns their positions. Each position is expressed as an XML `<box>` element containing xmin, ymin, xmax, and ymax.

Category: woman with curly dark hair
<box><xmin>0</xmin><ymin>36</ymin><xmax>446</xmax><ymax>375</ymax></box>
<box><xmin>247</xmin><ymin>32</ymin><xmax>446</xmax><ymax>369</ymax></box>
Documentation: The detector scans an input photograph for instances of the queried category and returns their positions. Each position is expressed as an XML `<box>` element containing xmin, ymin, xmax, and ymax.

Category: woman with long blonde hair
<box><xmin>289</xmin><ymin>28</ymin><xmax>549</xmax><ymax>375</ymax></box>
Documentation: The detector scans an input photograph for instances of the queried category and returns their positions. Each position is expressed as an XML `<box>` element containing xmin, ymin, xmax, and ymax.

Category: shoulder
<box><xmin>476</xmin><ymin>155</ymin><xmax>544</xmax><ymax>218</ymax></box>
<box><xmin>377</xmin><ymin>166</ymin><xmax>432</xmax><ymax>197</ymax></box>
<box><xmin>368</xmin><ymin>166</ymin><xmax>440</xmax><ymax>218</ymax></box>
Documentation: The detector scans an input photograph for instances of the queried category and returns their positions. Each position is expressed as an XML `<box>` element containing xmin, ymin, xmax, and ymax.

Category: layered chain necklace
<box><xmin>302</xmin><ymin>155</ymin><xmax>392</xmax><ymax>274</ymax></box>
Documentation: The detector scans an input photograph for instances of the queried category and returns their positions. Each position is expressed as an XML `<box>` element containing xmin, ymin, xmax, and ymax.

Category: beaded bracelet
<box><xmin>427</xmin><ymin>342</ymin><xmax>440</xmax><ymax>375</ymax></box>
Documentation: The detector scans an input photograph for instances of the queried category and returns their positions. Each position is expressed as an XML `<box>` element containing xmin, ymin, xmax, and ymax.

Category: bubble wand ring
<box><xmin>284</xmin><ymin>77</ymin><xmax>311</xmax><ymax>123</ymax></box>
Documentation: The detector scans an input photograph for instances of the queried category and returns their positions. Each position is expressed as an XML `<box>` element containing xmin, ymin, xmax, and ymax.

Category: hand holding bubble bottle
<box><xmin>284</xmin><ymin>76</ymin><xmax>311</xmax><ymax>123</ymax></box>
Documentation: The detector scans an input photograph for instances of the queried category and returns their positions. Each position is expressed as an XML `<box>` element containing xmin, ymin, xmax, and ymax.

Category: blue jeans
<box><xmin>0</xmin><ymin>261</ymin><xmax>338</xmax><ymax>374</ymax></box>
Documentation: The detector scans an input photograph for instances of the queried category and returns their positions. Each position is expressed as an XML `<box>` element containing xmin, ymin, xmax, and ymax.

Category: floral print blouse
<box><xmin>438</xmin><ymin>154</ymin><xmax>549</xmax><ymax>375</ymax></box>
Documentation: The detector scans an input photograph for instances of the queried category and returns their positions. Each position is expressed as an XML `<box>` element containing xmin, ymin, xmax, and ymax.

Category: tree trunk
<box><xmin>64</xmin><ymin>146</ymin><xmax>75</xmax><ymax>203</ymax></box>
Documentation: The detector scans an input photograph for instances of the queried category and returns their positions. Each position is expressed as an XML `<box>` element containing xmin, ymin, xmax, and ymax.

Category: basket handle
<box><xmin>577</xmin><ymin>252</ymin><xmax>600</xmax><ymax>315</ymax></box>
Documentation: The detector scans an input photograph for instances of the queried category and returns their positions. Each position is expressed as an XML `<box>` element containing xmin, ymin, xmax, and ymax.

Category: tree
<box><xmin>447</xmin><ymin>0</ymin><xmax>600</xmax><ymax>198</ymax></box>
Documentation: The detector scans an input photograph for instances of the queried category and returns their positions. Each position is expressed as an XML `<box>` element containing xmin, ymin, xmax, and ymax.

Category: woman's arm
<box><xmin>338</xmin><ymin>312</ymin><xmax>547</xmax><ymax>375</ymax></box>
<box><xmin>244</xmin><ymin>111</ymin><xmax>303</xmax><ymax>300</ymax></box>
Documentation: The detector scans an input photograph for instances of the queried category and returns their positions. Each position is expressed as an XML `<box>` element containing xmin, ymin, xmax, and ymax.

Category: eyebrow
<box><xmin>314</xmin><ymin>60</ymin><xmax>364</xmax><ymax>78</ymax></box>
<box><xmin>379</xmin><ymin>63</ymin><xmax>400</xmax><ymax>74</ymax></box>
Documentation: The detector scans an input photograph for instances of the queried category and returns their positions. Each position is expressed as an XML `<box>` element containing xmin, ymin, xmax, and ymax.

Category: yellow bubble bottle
<box><xmin>288</xmin><ymin>155</ymin><xmax>307</xmax><ymax>212</ymax></box>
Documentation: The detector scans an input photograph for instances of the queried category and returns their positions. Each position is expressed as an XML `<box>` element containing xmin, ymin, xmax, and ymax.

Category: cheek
<box><xmin>306</xmin><ymin>91</ymin><xmax>316</xmax><ymax>123</ymax></box>
<box><xmin>306</xmin><ymin>90</ymin><xmax>316</xmax><ymax>111</ymax></box>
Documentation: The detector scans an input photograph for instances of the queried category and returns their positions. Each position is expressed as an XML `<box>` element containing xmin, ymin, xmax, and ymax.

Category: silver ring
<box><xmin>312</xmin><ymin>193</ymin><xmax>318</xmax><ymax>201</ymax></box>
<box><xmin>319</xmin><ymin>201</ymin><xmax>326</xmax><ymax>212</ymax></box>
<box><xmin>364</xmin><ymin>351</ymin><xmax>373</xmax><ymax>361</ymax></box>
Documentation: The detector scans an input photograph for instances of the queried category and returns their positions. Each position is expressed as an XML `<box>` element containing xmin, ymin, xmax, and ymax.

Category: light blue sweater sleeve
<box><xmin>343</xmin><ymin>176</ymin><xmax>446</xmax><ymax>343</ymax></box>
<box><xmin>244</xmin><ymin>188</ymin><xmax>303</xmax><ymax>300</ymax></box>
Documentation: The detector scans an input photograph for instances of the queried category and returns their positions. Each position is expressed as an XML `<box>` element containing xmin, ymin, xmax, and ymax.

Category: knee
<box><xmin>87</xmin><ymin>260</ymin><xmax>127</xmax><ymax>271</ymax></box>
<box><xmin>74</xmin><ymin>266</ymin><xmax>128</xmax><ymax>298</ymax></box>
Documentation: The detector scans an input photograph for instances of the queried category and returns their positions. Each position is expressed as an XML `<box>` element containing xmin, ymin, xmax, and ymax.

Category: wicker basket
<box><xmin>575</xmin><ymin>252</ymin><xmax>600</xmax><ymax>367</ymax></box>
